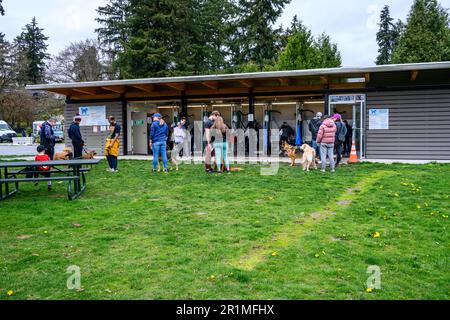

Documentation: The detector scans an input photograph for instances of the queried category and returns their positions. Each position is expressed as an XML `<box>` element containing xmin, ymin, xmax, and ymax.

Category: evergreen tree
<box><xmin>315</xmin><ymin>33</ymin><xmax>342</xmax><ymax>68</ymax></box>
<box><xmin>95</xmin><ymin>0</ymin><xmax>130</xmax><ymax>78</ymax></box>
<box><xmin>15</xmin><ymin>17</ymin><xmax>50</xmax><ymax>84</ymax></box>
<box><xmin>0</xmin><ymin>0</ymin><xmax>4</xmax><ymax>16</ymax></box>
<box><xmin>376</xmin><ymin>5</ymin><xmax>397</xmax><ymax>65</ymax></box>
<box><xmin>276</xmin><ymin>19</ymin><xmax>341</xmax><ymax>70</ymax></box>
<box><xmin>392</xmin><ymin>0</ymin><xmax>450</xmax><ymax>63</ymax></box>
<box><xmin>230</xmin><ymin>0</ymin><xmax>291</xmax><ymax>69</ymax></box>
<box><xmin>116</xmin><ymin>0</ymin><xmax>179</xmax><ymax>78</ymax></box>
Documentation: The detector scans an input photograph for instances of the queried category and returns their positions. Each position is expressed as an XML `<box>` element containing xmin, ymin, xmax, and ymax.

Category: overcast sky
<box><xmin>1</xmin><ymin>0</ymin><xmax>449</xmax><ymax>67</ymax></box>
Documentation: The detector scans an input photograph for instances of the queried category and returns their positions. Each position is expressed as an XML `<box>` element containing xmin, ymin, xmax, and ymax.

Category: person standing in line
<box><xmin>308</xmin><ymin>112</ymin><xmax>323</xmax><ymax>158</ymax></box>
<box><xmin>333</xmin><ymin>114</ymin><xmax>347</xmax><ymax>167</ymax></box>
<box><xmin>316</xmin><ymin>116</ymin><xmax>337</xmax><ymax>173</ymax></box>
<box><xmin>149</xmin><ymin>113</ymin><xmax>169</xmax><ymax>173</ymax></box>
<box><xmin>343</xmin><ymin>120</ymin><xmax>353</xmax><ymax>157</ymax></box>
<box><xmin>68</xmin><ymin>116</ymin><xmax>84</xmax><ymax>159</ymax></box>
<box><xmin>105</xmin><ymin>116</ymin><xmax>121</xmax><ymax>172</ymax></box>
<box><xmin>204</xmin><ymin>111</ymin><xmax>220</xmax><ymax>173</ymax></box>
<box><xmin>172</xmin><ymin>120</ymin><xmax>187</xmax><ymax>164</ymax></box>
<box><xmin>40</xmin><ymin>118</ymin><xmax>56</xmax><ymax>160</ymax></box>
<box><xmin>211</xmin><ymin>116</ymin><xmax>231</xmax><ymax>174</ymax></box>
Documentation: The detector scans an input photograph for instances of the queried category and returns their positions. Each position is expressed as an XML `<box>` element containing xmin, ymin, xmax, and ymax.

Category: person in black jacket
<box><xmin>68</xmin><ymin>116</ymin><xmax>84</xmax><ymax>159</ymax></box>
<box><xmin>40</xmin><ymin>118</ymin><xmax>56</xmax><ymax>160</ymax></box>
<box><xmin>343</xmin><ymin>120</ymin><xmax>353</xmax><ymax>157</ymax></box>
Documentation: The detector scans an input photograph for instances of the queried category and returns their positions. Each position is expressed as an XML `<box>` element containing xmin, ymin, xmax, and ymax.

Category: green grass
<box><xmin>0</xmin><ymin>160</ymin><xmax>449</xmax><ymax>300</ymax></box>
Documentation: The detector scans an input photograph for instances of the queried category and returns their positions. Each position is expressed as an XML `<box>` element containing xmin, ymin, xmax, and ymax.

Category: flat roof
<box><xmin>26</xmin><ymin>62</ymin><xmax>450</xmax><ymax>101</ymax></box>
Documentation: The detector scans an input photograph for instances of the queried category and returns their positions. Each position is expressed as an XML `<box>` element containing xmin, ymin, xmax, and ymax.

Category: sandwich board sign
<box><xmin>78</xmin><ymin>106</ymin><xmax>109</xmax><ymax>126</ymax></box>
<box><xmin>369</xmin><ymin>108</ymin><xmax>389</xmax><ymax>130</ymax></box>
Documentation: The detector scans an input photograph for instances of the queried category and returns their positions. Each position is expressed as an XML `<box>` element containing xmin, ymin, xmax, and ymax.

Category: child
<box><xmin>35</xmin><ymin>145</ymin><xmax>52</xmax><ymax>190</ymax></box>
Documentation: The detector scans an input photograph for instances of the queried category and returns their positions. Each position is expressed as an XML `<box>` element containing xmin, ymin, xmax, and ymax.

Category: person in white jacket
<box><xmin>172</xmin><ymin>120</ymin><xmax>188</xmax><ymax>168</ymax></box>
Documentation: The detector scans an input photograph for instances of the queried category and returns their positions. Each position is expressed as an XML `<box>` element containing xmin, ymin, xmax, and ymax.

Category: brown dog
<box><xmin>300</xmin><ymin>144</ymin><xmax>317</xmax><ymax>171</ymax></box>
<box><xmin>282</xmin><ymin>141</ymin><xmax>301</xmax><ymax>167</ymax></box>
<box><xmin>54</xmin><ymin>148</ymin><xmax>73</xmax><ymax>160</ymax></box>
<box><xmin>82</xmin><ymin>150</ymin><xmax>97</xmax><ymax>159</ymax></box>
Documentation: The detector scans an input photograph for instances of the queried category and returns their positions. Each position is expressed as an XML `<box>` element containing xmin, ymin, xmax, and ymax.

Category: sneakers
<box><xmin>321</xmin><ymin>169</ymin><xmax>326</xmax><ymax>173</ymax></box>
<box><xmin>331</xmin><ymin>169</ymin><xmax>336</xmax><ymax>173</ymax></box>
<box><xmin>163</xmin><ymin>169</ymin><xmax>168</xmax><ymax>174</ymax></box>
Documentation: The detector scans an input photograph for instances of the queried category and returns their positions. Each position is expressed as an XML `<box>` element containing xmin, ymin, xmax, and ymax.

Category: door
<box><xmin>131</xmin><ymin>112</ymin><xmax>148</xmax><ymax>155</ymax></box>
<box><xmin>328</xmin><ymin>95</ymin><xmax>365</xmax><ymax>159</ymax></box>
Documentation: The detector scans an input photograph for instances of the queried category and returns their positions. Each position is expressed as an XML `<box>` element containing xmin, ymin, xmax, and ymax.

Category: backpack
<box><xmin>337</xmin><ymin>122</ymin><xmax>347</xmax><ymax>142</ymax></box>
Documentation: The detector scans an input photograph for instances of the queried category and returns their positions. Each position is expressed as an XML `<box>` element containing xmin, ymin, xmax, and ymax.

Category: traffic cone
<box><xmin>347</xmin><ymin>140</ymin><xmax>359</xmax><ymax>164</ymax></box>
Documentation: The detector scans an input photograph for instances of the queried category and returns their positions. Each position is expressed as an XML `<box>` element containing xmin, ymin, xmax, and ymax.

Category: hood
<box><xmin>323</xmin><ymin>118</ymin><xmax>335</xmax><ymax>127</ymax></box>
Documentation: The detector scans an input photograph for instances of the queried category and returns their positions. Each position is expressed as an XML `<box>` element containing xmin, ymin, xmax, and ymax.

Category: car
<box><xmin>54</xmin><ymin>130</ymin><xmax>65</xmax><ymax>142</ymax></box>
<box><xmin>0</xmin><ymin>120</ymin><xmax>18</xmax><ymax>143</ymax></box>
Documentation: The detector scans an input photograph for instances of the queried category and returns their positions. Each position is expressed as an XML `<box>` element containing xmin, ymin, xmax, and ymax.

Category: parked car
<box><xmin>33</xmin><ymin>120</ymin><xmax>64</xmax><ymax>142</ymax></box>
<box><xmin>0</xmin><ymin>120</ymin><xmax>18</xmax><ymax>143</ymax></box>
<box><xmin>54</xmin><ymin>130</ymin><xmax>65</xmax><ymax>142</ymax></box>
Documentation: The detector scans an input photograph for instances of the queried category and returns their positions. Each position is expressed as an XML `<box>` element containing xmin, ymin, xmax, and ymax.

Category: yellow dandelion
<box><xmin>7</xmin><ymin>290</ymin><xmax>14</xmax><ymax>296</ymax></box>
<box><xmin>366</xmin><ymin>288</ymin><xmax>373</xmax><ymax>293</ymax></box>
<box><xmin>210</xmin><ymin>275</ymin><xmax>216</xmax><ymax>280</ymax></box>
<box><xmin>373</xmin><ymin>232</ymin><xmax>381</xmax><ymax>238</ymax></box>
<box><xmin>416</xmin><ymin>204</ymin><xmax>421</xmax><ymax>209</ymax></box>
<box><xmin>271</xmin><ymin>252</ymin><xmax>278</xmax><ymax>257</ymax></box>
<box><xmin>315</xmin><ymin>253</ymin><xmax>320</xmax><ymax>258</ymax></box>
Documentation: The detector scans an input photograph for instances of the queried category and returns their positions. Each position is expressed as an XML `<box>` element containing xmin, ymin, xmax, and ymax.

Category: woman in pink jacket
<box><xmin>316</xmin><ymin>116</ymin><xmax>337</xmax><ymax>172</ymax></box>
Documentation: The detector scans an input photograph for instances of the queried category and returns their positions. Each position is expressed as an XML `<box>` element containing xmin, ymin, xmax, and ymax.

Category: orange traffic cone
<box><xmin>347</xmin><ymin>140</ymin><xmax>359</xmax><ymax>164</ymax></box>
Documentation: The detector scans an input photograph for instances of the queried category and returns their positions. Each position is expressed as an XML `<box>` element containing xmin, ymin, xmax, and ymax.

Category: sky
<box><xmin>1</xmin><ymin>0</ymin><xmax>449</xmax><ymax>67</ymax></box>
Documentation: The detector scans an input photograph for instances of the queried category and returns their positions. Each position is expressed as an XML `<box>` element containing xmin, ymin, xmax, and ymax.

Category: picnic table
<box><xmin>0</xmin><ymin>159</ymin><xmax>101</xmax><ymax>201</ymax></box>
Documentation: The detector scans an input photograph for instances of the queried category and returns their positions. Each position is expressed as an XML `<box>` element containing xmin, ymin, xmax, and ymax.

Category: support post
<box><xmin>121</xmin><ymin>99</ymin><xmax>128</xmax><ymax>156</ymax></box>
<box><xmin>248</xmin><ymin>89</ymin><xmax>255</xmax><ymax>129</ymax></box>
<box><xmin>181</xmin><ymin>91</ymin><xmax>188</xmax><ymax>118</ymax></box>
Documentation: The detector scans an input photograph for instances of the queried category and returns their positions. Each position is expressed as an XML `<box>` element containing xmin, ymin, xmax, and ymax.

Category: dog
<box><xmin>54</xmin><ymin>148</ymin><xmax>73</xmax><ymax>160</ymax></box>
<box><xmin>282</xmin><ymin>141</ymin><xmax>301</xmax><ymax>167</ymax></box>
<box><xmin>300</xmin><ymin>144</ymin><xmax>317</xmax><ymax>171</ymax></box>
<box><xmin>82</xmin><ymin>150</ymin><xmax>97</xmax><ymax>159</ymax></box>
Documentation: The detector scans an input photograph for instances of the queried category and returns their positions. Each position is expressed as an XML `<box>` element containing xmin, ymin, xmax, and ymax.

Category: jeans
<box><xmin>152</xmin><ymin>141</ymin><xmax>168</xmax><ymax>170</ymax></box>
<box><xmin>107</xmin><ymin>156</ymin><xmax>118</xmax><ymax>170</ymax></box>
<box><xmin>213</xmin><ymin>142</ymin><xmax>230</xmax><ymax>172</ymax></box>
<box><xmin>320</xmin><ymin>143</ymin><xmax>335</xmax><ymax>170</ymax></box>
<box><xmin>335</xmin><ymin>142</ymin><xmax>344</xmax><ymax>166</ymax></box>
<box><xmin>312</xmin><ymin>140</ymin><xmax>320</xmax><ymax>157</ymax></box>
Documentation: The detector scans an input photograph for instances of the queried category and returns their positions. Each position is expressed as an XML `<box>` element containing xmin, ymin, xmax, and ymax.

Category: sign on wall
<box><xmin>369</xmin><ymin>108</ymin><xmax>389</xmax><ymax>130</ymax></box>
<box><xmin>78</xmin><ymin>106</ymin><xmax>109</xmax><ymax>126</ymax></box>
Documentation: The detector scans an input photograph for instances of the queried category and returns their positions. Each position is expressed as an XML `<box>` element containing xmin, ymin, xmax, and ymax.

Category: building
<box><xmin>27</xmin><ymin>62</ymin><xmax>450</xmax><ymax>161</ymax></box>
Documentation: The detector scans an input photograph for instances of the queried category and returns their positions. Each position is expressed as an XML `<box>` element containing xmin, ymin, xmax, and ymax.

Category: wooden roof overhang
<box><xmin>26</xmin><ymin>62</ymin><xmax>450</xmax><ymax>103</ymax></box>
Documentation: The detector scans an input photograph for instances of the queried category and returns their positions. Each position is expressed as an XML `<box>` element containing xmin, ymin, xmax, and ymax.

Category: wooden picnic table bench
<box><xmin>0</xmin><ymin>159</ymin><xmax>101</xmax><ymax>201</ymax></box>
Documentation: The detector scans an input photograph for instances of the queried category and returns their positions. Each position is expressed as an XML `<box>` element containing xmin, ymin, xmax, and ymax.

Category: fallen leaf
<box><xmin>73</xmin><ymin>224</ymin><xmax>83</xmax><ymax>228</ymax></box>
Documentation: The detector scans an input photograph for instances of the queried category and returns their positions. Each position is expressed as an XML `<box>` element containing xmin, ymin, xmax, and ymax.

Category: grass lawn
<box><xmin>0</xmin><ymin>160</ymin><xmax>448</xmax><ymax>300</ymax></box>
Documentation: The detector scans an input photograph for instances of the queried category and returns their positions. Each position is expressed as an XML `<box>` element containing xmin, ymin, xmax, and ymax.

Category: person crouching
<box><xmin>35</xmin><ymin>145</ymin><xmax>52</xmax><ymax>190</ymax></box>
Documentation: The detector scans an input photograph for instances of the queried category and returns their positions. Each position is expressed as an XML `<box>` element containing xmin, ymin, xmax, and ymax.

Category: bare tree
<box><xmin>47</xmin><ymin>39</ymin><xmax>111</xmax><ymax>83</ymax></box>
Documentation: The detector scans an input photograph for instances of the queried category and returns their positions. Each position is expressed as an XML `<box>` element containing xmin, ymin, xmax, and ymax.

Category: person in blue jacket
<box><xmin>68</xmin><ymin>116</ymin><xmax>84</xmax><ymax>159</ymax></box>
<box><xmin>149</xmin><ymin>113</ymin><xmax>169</xmax><ymax>173</ymax></box>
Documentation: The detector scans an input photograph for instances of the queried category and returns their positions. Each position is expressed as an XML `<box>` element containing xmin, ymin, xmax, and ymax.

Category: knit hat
<box><xmin>332</xmin><ymin>114</ymin><xmax>342</xmax><ymax>120</ymax></box>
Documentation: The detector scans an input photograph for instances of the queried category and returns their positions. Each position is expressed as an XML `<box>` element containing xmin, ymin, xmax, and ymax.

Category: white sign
<box><xmin>78</xmin><ymin>106</ymin><xmax>108</xmax><ymax>126</ymax></box>
<box><xmin>369</xmin><ymin>109</ymin><xmax>389</xmax><ymax>130</ymax></box>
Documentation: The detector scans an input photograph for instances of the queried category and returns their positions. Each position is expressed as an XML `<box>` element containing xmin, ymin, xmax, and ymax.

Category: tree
<box><xmin>276</xmin><ymin>20</ymin><xmax>341</xmax><ymax>70</ymax></box>
<box><xmin>15</xmin><ymin>17</ymin><xmax>50</xmax><ymax>85</ymax></box>
<box><xmin>48</xmin><ymin>39</ymin><xmax>109</xmax><ymax>83</ymax></box>
<box><xmin>116</xmin><ymin>0</ymin><xmax>177</xmax><ymax>78</ymax></box>
<box><xmin>95</xmin><ymin>0</ymin><xmax>130</xmax><ymax>78</ymax></box>
<box><xmin>376</xmin><ymin>5</ymin><xmax>400</xmax><ymax>65</ymax></box>
<box><xmin>230</xmin><ymin>0</ymin><xmax>291</xmax><ymax>69</ymax></box>
<box><xmin>392</xmin><ymin>0</ymin><xmax>450</xmax><ymax>63</ymax></box>
<box><xmin>0</xmin><ymin>0</ymin><xmax>4</xmax><ymax>16</ymax></box>
<box><xmin>315</xmin><ymin>33</ymin><xmax>342</xmax><ymax>68</ymax></box>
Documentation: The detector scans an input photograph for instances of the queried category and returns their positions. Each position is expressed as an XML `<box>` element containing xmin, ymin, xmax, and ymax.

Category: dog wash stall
<box><xmin>27</xmin><ymin>62</ymin><xmax>450</xmax><ymax>161</ymax></box>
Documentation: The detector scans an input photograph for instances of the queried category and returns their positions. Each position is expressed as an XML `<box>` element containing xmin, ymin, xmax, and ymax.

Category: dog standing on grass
<box><xmin>283</xmin><ymin>141</ymin><xmax>301</xmax><ymax>167</ymax></box>
<box><xmin>300</xmin><ymin>144</ymin><xmax>317</xmax><ymax>171</ymax></box>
